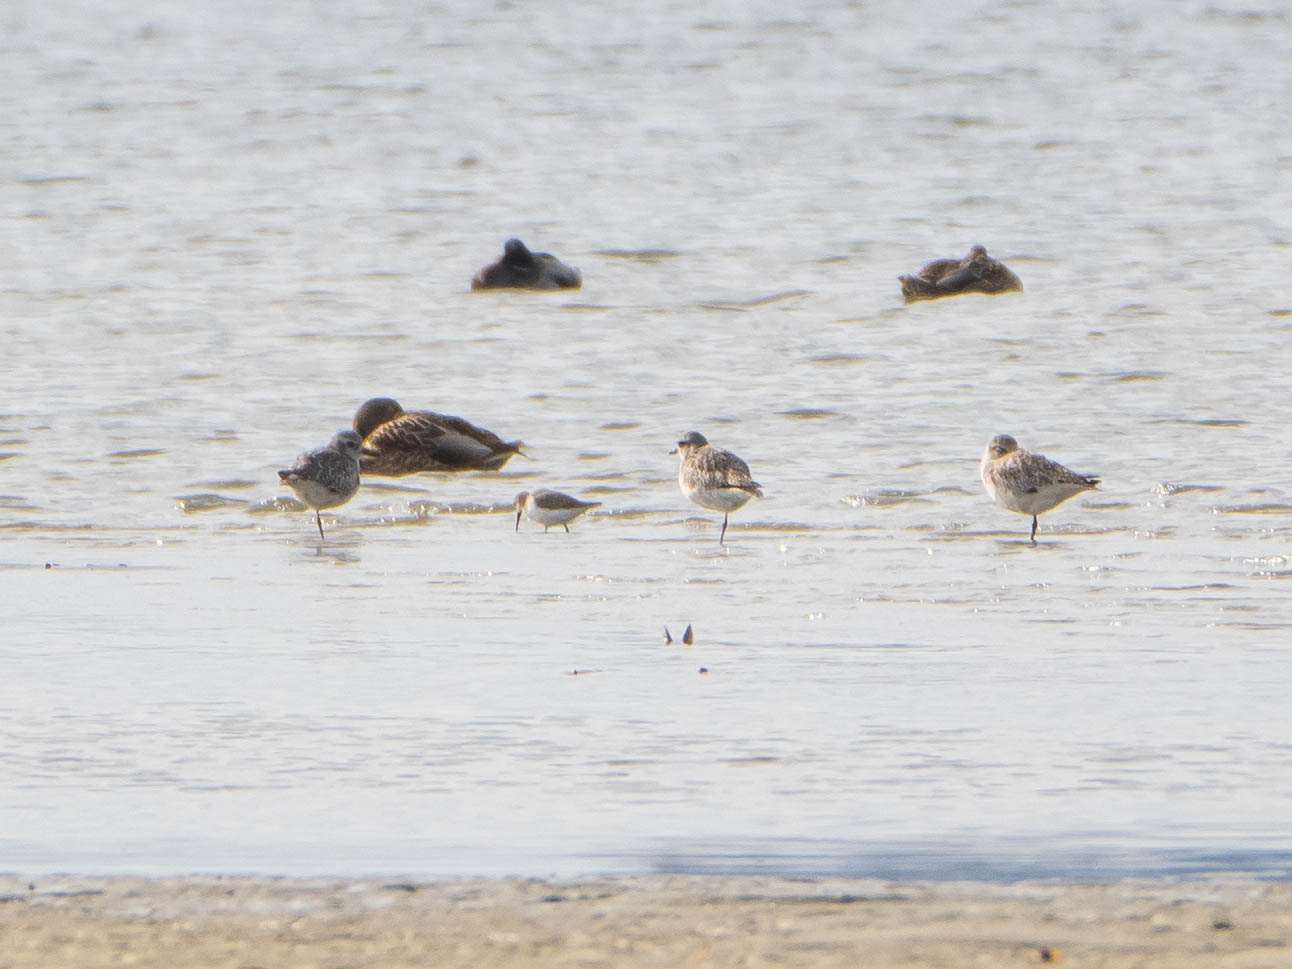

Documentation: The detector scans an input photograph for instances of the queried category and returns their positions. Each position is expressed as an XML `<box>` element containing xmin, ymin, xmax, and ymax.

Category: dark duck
<box><xmin>899</xmin><ymin>245</ymin><xmax>1022</xmax><ymax>303</ymax></box>
<box><xmin>471</xmin><ymin>238</ymin><xmax>582</xmax><ymax>290</ymax></box>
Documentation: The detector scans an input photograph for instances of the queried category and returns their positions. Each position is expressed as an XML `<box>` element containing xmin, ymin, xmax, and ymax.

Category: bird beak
<box><xmin>361</xmin><ymin>446</ymin><xmax>379</xmax><ymax>458</ymax></box>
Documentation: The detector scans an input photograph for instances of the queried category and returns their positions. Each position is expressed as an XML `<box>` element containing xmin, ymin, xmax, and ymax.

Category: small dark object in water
<box><xmin>698</xmin><ymin>667</ymin><xmax>708</xmax><ymax>674</ymax></box>
<box><xmin>664</xmin><ymin>626</ymin><xmax>673</xmax><ymax>644</ymax></box>
<box><xmin>899</xmin><ymin>245</ymin><xmax>1022</xmax><ymax>303</ymax></box>
<box><xmin>472</xmin><ymin>238</ymin><xmax>581</xmax><ymax>290</ymax></box>
<box><xmin>1212</xmin><ymin>919</ymin><xmax>1232</xmax><ymax>931</ymax></box>
<box><xmin>682</xmin><ymin>624</ymin><xmax>693</xmax><ymax>645</ymax></box>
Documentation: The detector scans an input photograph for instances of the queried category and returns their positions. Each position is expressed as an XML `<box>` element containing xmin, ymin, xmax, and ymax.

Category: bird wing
<box><xmin>368</xmin><ymin>413</ymin><xmax>500</xmax><ymax>468</ymax></box>
<box><xmin>917</xmin><ymin>257</ymin><xmax>962</xmax><ymax>283</ymax></box>
<box><xmin>932</xmin><ymin>263</ymin><xmax>983</xmax><ymax>291</ymax></box>
<box><xmin>288</xmin><ymin>447</ymin><xmax>325</xmax><ymax>478</ymax></box>
<box><xmin>976</xmin><ymin>262</ymin><xmax>1023</xmax><ymax>293</ymax></box>
<box><xmin>366</xmin><ymin>412</ymin><xmax>451</xmax><ymax>450</ymax></box>
<box><xmin>693</xmin><ymin>448</ymin><xmax>763</xmax><ymax>496</ymax></box>
<box><xmin>999</xmin><ymin>451</ymin><xmax>1097</xmax><ymax>493</ymax></box>
<box><xmin>420</xmin><ymin>411</ymin><xmax>522</xmax><ymax>453</ymax></box>
<box><xmin>284</xmin><ymin>446</ymin><xmax>355</xmax><ymax>487</ymax></box>
<box><xmin>536</xmin><ymin>491</ymin><xmax>600</xmax><ymax>510</ymax></box>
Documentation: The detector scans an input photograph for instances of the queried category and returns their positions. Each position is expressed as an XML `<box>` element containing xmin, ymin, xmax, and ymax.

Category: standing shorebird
<box><xmin>671</xmin><ymin>431</ymin><xmax>763</xmax><ymax>544</ymax></box>
<box><xmin>278</xmin><ymin>430</ymin><xmax>367</xmax><ymax>540</ymax></box>
<box><xmin>514</xmin><ymin>489</ymin><xmax>601</xmax><ymax>533</ymax></box>
<box><xmin>353</xmin><ymin>397</ymin><xmax>523</xmax><ymax>475</ymax></box>
<box><xmin>979</xmin><ymin>434</ymin><xmax>1099</xmax><ymax>544</ymax></box>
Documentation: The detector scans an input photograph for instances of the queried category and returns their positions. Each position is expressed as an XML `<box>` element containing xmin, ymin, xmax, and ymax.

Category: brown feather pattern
<box><xmin>689</xmin><ymin>446</ymin><xmax>763</xmax><ymax>496</ymax></box>
<box><xmin>353</xmin><ymin>398</ymin><xmax>522</xmax><ymax>476</ymax></box>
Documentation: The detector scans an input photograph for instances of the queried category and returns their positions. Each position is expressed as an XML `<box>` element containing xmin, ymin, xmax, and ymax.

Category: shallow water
<box><xmin>2</xmin><ymin>0</ymin><xmax>1292</xmax><ymax>879</ymax></box>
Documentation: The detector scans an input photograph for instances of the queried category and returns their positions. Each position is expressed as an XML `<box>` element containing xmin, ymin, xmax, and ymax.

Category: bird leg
<box><xmin>719</xmin><ymin>513</ymin><xmax>729</xmax><ymax>545</ymax></box>
<box><xmin>315</xmin><ymin>510</ymin><xmax>326</xmax><ymax>541</ymax></box>
<box><xmin>1030</xmin><ymin>515</ymin><xmax>1038</xmax><ymax>544</ymax></box>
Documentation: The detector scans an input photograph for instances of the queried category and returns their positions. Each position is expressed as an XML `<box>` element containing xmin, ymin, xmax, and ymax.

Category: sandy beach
<box><xmin>2</xmin><ymin>874</ymin><xmax>1289</xmax><ymax>968</ymax></box>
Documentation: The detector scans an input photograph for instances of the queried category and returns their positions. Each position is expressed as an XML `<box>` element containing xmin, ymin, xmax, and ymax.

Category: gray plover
<box><xmin>671</xmin><ymin>431</ymin><xmax>763</xmax><ymax>544</ymax></box>
<box><xmin>278</xmin><ymin>430</ymin><xmax>366</xmax><ymax>540</ymax></box>
<box><xmin>979</xmin><ymin>434</ymin><xmax>1099</xmax><ymax>543</ymax></box>
<box><xmin>353</xmin><ymin>397</ymin><xmax>522</xmax><ymax>475</ymax></box>
<box><xmin>900</xmin><ymin>245</ymin><xmax>1022</xmax><ymax>303</ymax></box>
<box><xmin>514</xmin><ymin>489</ymin><xmax>601</xmax><ymax>533</ymax></box>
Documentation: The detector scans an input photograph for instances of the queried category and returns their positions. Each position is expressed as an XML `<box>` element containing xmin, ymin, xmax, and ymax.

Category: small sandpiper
<box><xmin>979</xmin><ymin>433</ymin><xmax>1099</xmax><ymax>543</ymax></box>
<box><xmin>514</xmin><ymin>489</ymin><xmax>601</xmax><ymax>533</ymax></box>
<box><xmin>278</xmin><ymin>430</ymin><xmax>367</xmax><ymax>540</ymax></box>
<box><xmin>353</xmin><ymin>397</ymin><xmax>523</xmax><ymax>475</ymax></box>
<box><xmin>671</xmin><ymin>431</ymin><xmax>763</xmax><ymax>544</ymax></box>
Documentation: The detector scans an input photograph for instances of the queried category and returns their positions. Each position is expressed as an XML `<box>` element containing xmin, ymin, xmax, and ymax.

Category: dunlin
<box><xmin>671</xmin><ymin>431</ymin><xmax>763</xmax><ymax>544</ymax></box>
<box><xmin>900</xmin><ymin>245</ymin><xmax>1022</xmax><ymax>303</ymax></box>
<box><xmin>514</xmin><ymin>489</ymin><xmax>601</xmax><ymax>533</ymax></box>
<box><xmin>980</xmin><ymin>434</ymin><xmax>1099</xmax><ymax>543</ymax></box>
<box><xmin>278</xmin><ymin>430</ymin><xmax>366</xmax><ymax>540</ymax></box>
<box><xmin>353</xmin><ymin>397</ymin><xmax>522</xmax><ymax>475</ymax></box>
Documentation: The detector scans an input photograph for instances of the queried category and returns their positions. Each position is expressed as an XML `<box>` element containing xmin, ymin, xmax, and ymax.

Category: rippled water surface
<box><xmin>3</xmin><ymin>0</ymin><xmax>1292</xmax><ymax>878</ymax></box>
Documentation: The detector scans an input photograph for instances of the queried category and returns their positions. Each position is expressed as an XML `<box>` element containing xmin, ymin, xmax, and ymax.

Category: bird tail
<box><xmin>481</xmin><ymin>441</ymin><xmax>526</xmax><ymax>470</ymax></box>
<box><xmin>899</xmin><ymin>275</ymin><xmax>939</xmax><ymax>303</ymax></box>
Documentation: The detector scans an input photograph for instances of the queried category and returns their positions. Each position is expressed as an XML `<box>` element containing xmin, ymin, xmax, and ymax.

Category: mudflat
<box><xmin>3</xmin><ymin>874</ymin><xmax>1290</xmax><ymax>968</ymax></box>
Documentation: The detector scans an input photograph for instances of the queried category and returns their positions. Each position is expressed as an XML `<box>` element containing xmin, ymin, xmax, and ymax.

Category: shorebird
<box><xmin>979</xmin><ymin>434</ymin><xmax>1099</xmax><ymax>543</ymax></box>
<box><xmin>471</xmin><ymin>238</ymin><xmax>582</xmax><ymax>290</ymax></box>
<box><xmin>671</xmin><ymin>431</ymin><xmax>763</xmax><ymax>544</ymax></box>
<box><xmin>899</xmin><ymin>245</ymin><xmax>1022</xmax><ymax>303</ymax></box>
<box><xmin>353</xmin><ymin>397</ymin><xmax>523</xmax><ymax>475</ymax></box>
<box><xmin>514</xmin><ymin>489</ymin><xmax>601</xmax><ymax>533</ymax></box>
<box><xmin>278</xmin><ymin>430</ymin><xmax>367</xmax><ymax>540</ymax></box>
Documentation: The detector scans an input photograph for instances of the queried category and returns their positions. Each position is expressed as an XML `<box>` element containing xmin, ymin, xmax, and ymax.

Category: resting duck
<box><xmin>899</xmin><ymin>245</ymin><xmax>1022</xmax><ymax>303</ymax></box>
<box><xmin>352</xmin><ymin>397</ymin><xmax>523</xmax><ymax>475</ymax></box>
<box><xmin>471</xmin><ymin>238</ymin><xmax>582</xmax><ymax>290</ymax></box>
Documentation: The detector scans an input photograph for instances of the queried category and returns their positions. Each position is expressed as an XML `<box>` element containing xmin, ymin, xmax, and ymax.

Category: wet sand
<box><xmin>2</xmin><ymin>874</ymin><xmax>1289</xmax><ymax>968</ymax></box>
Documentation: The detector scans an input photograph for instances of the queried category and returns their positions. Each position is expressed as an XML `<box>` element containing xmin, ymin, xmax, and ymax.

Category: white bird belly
<box><xmin>683</xmin><ymin>485</ymin><xmax>755</xmax><ymax>513</ymax></box>
<box><xmin>285</xmin><ymin>477</ymin><xmax>350</xmax><ymax>510</ymax></box>
<box><xmin>526</xmin><ymin>504</ymin><xmax>585</xmax><ymax>526</ymax></box>
<box><xmin>988</xmin><ymin>479</ymin><xmax>1088</xmax><ymax>516</ymax></box>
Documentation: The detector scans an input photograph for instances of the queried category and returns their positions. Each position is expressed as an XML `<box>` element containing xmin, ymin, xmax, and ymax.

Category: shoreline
<box><xmin>3</xmin><ymin>873</ymin><xmax>1289</xmax><ymax>968</ymax></box>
